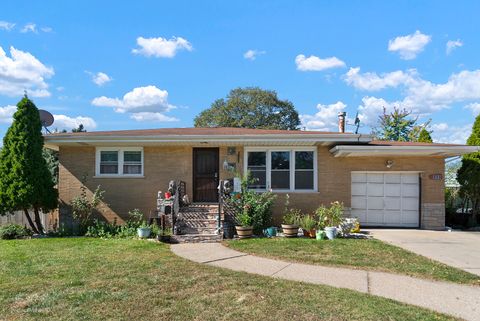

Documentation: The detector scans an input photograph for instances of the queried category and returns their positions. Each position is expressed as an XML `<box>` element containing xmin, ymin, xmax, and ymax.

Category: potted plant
<box><xmin>235</xmin><ymin>205</ymin><xmax>254</xmax><ymax>239</ymax></box>
<box><xmin>281</xmin><ymin>209</ymin><xmax>301</xmax><ymax>237</ymax></box>
<box><xmin>315</xmin><ymin>205</ymin><xmax>329</xmax><ymax>240</ymax></box>
<box><xmin>299</xmin><ymin>215</ymin><xmax>317</xmax><ymax>238</ymax></box>
<box><xmin>324</xmin><ymin>201</ymin><xmax>344</xmax><ymax>240</ymax></box>
<box><xmin>137</xmin><ymin>222</ymin><xmax>151</xmax><ymax>239</ymax></box>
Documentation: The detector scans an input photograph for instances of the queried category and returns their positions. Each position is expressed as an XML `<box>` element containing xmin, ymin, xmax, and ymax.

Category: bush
<box><xmin>0</xmin><ymin>224</ymin><xmax>32</xmax><ymax>239</ymax></box>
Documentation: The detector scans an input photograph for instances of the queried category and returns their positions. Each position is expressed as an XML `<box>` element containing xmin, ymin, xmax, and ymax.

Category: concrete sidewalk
<box><xmin>171</xmin><ymin>243</ymin><xmax>480</xmax><ymax>321</ymax></box>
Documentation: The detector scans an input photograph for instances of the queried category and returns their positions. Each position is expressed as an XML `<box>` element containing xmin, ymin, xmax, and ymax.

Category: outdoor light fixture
<box><xmin>385</xmin><ymin>160</ymin><xmax>394</xmax><ymax>168</ymax></box>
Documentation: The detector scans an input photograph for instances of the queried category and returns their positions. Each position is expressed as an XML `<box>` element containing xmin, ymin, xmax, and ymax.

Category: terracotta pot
<box><xmin>281</xmin><ymin>224</ymin><xmax>299</xmax><ymax>238</ymax></box>
<box><xmin>302</xmin><ymin>229</ymin><xmax>316</xmax><ymax>238</ymax></box>
<box><xmin>236</xmin><ymin>226</ymin><xmax>253</xmax><ymax>239</ymax></box>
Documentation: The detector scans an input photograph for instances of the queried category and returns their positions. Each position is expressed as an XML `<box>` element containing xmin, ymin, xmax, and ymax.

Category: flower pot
<box><xmin>263</xmin><ymin>226</ymin><xmax>277</xmax><ymax>237</ymax></box>
<box><xmin>325</xmin><ymin>226</ymin><xmax>337</xmax><ymax>240</ymax></box>
<box><xmin>236</xmin><ymin>226</ymin><xmax>253</xmax><ymax>239</ymax></box>
<box><xmin>302</xmin><ymin>229</ymin><xmax>316</xmax><ymax>238</ymax></box>
<box><xmin>137</xmin><ymin>227</ymin><xmax>151</xmax><ymax>238</ymax></box>
<box><xmin>158</xmin><ymin>234</ymin><xmax>171</xmax><ymax>243</ymax></box>
<box><xmin>316</xmin><ymin>230</ymin><xmax>326</xmax><ymax>240</ymax></box>
<box><xmin>281</xmin><ymin>224</ymin><xmax>299</xmax><ymax>238</ymax></box>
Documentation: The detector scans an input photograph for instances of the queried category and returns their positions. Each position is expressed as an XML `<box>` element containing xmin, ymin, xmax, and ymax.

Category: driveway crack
<box><xmin>202</xmin><ymin>254</ymin><xmax>248</xmax><ymax>264</ymax></box>
<box><xmin>271</xmin><ymin>263</ymin><xmax>292</xmax><ymax>277</ymax></box>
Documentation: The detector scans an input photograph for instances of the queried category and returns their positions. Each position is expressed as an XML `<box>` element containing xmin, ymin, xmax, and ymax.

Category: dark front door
<box><xmin>193</xmin><ymin>148</ymin><xmax>219</xmax><ymax>202</ymax></box>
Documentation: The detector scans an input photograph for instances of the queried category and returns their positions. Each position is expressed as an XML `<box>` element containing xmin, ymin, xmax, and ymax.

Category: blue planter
<box><xmin>325</xmin><ymin>227</ymin><xmax>337</xmax><ymax>240</ymax></box>
<box><xmin>263</xmin><ymin>227</ymin><xmax>277</xmax><ymax>237</ymax></box>
<box><xmin>137</xmin><ymin>227</ymin><xmax>151</xmax><ymax>238</ymax></box>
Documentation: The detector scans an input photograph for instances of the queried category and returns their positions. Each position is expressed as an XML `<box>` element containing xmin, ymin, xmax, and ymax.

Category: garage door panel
<box><xmin>403</xmin><ymin>198</ymin><xmax>419</xmax><ymax>211</ymax></box>
<box><xmin>385</xmin><ymin>174</ymin><xmax>401</xmax><ymax>183</ymax></box>
<box><xmin>367</xmin><ymin>183</ymin><xmax>384</xmax><ymax>196</ymax></box>
<box><xmin>368</xmin><ymin>174</ymin><xmax>384</xmax><ymax>183</ymax></box>
<box><xmin>402</xmin><ymin>210</ymin><xmax>419</xmax><ymax>224</ymax></box>
<box><xmin>351</xmin><ymin>196</ymin><xmax>367</xmax><ymax>209</ymax></box>
<box><xmin>351</xmin><ymin>183</ymin><xmax>366</xmax><ymax>196</ymax></box>
<box><xmin>366</xmin><ymin>210</ymin><xmax>384</xmax><ymax>224</ymax></box>
<box><xmin>351</xmin><ymin>209</ymin><xmax>366</xmax><ymax>222</ymax></box>
<box><xmin>367</xmin><ymin>197</ymin><xmax>384</xmax><ymax>210</ymax></box>
<box><xmin>385</xmin><ymin>184</ymin><xmax>401</xmax><ymax>196</ymax></box>
<box><xmin>384</xmin><ymin>210</ymin><xmax>402</xmax><ymax>224</ymax></box>
<box><xmin>402</xmin><ymin>174</ymin><xmax>419</xmax><ymax>184</ymax></box>
<box><xmin>384</xmin><ymin>197</ymin><xmax>401</xmax><ymax>210</ymax></box>
<box><xmin>402</xmin><ymin>184</ymin><xmax>419</xmax><ymax>197</ymax></box>
<box><xmin>352</xmin><ymin>173</ymin><xmax>367</xmax><ymax>183</ymax></box>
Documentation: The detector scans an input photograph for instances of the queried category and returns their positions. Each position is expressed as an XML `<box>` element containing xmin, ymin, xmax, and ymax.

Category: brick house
<box><xmin>44</xmin><ymin>122</ymin><xmax>478</xmax><ymax>233</ymax></box>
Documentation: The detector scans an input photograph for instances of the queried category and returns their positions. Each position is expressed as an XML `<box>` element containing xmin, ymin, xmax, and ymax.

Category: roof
<box><xmin>44</xmin><ymin>127</ymin><xmax>372</xmax><ymax>148</ymax></box>
<box><xmin>45</xmin><ymin>127</ymin><xmax>346</xmax><ymax>137</ymax></box>
<box><xmin>367</xmin><ymin>140</ymin><xmax>465</xmax><ymax>147</ymax></box>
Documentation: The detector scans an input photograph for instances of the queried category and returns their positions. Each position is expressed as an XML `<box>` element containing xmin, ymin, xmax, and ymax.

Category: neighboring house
<box><xmin>44</xmin><ymin>117</ymin><xmax>479</xmax><ymax>231</ymax></box>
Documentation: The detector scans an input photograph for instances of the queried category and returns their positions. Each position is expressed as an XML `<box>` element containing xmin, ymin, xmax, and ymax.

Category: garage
<box><xmin>351</xmin><ymin>172</ymin><xmax>420</xmax><ymax>227</ymax></box>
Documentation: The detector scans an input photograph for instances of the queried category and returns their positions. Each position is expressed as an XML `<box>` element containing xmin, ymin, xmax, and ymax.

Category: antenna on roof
<box><xmin>39</xmin><ymin>109</ymin><xmax>54</xmax><ymax>134</ymax></box>
<box><xmin>354</xmin><ymin>112</ymin><xmax>361</xmax><ymax>134</ymax></box>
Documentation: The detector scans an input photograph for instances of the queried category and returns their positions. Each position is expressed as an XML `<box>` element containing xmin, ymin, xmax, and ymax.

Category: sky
<box><xmin>0</xmin><ymin>0</ymin><xmax>479</xmax><ymax>143</ymax></box>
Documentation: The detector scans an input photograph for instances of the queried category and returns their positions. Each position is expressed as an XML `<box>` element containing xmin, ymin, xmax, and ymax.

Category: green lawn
<box><xmin>225</xmin><ymin>237</ymin><xmax>480</xmax><ymax>285</ymax></box>
<box><xmin>0</xmin><ymin>238</ymin><xmax>458</xmax><ymax>321</ymax></box>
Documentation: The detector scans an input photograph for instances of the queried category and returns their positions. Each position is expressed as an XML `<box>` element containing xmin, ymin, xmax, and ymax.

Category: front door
<box><xmin>193</xmin><ymin>148</ymin><xmax>219</xmax><ymax>202</ymax></box>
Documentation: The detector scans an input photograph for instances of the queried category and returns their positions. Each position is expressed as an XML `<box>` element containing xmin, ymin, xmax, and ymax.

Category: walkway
<box><xmin>171</xmin><ymin>243</ymin><xmax>480</xmax><ymax>321</ymax></box>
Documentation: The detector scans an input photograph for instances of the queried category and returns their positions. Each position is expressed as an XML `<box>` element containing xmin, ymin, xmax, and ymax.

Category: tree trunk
<box><xmin>23</xmin><ymin>208</ymin><xmax>39</xmax><ymax>234</ymax></box>
<box><xmin>33</xmin><ymin>206</ymin><xmax>44</xmax><ymax>234</ymax></box>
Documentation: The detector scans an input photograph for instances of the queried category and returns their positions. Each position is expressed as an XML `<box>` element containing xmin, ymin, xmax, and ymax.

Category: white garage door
<box><xmin>351</xmin><ymin>172</ymin><xmax>420</xmax><ymax>227</ymax></box>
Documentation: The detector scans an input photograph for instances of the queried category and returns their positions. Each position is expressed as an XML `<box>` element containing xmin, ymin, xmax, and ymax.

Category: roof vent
<box><xmin>338</xmin><ymin>112</ymin><xmax>346</xmax><ymax>133</ymax></box>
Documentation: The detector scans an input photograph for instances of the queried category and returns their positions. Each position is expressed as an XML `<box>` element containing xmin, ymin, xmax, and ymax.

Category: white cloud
<box><xmin>132</xmin><ymin>36</ymin><xmax>192</xmax><ymax>58</ymax></box>
<box><xmin>300</xmin><ymin>101</ymin><xmax>347</xmax><ymax>131</ymax></box>
<box><xmin>243</xmin><ymin>49</ymin><xmax>266</xmax><ymax>60</ymax></box>
<box><xmin>446</xmin><ymin>39</ymin><xmax>463</xmax><ymax>55</ymax></box>
<box><xmin>344</xmin><ymin>67</ymin><xmax>418</xmax><ymax>91</ymax></box>
<box><xmin>0</xmin><ymin>105</ymin><xmax>16</xmax><ymax>123</ymax></box>
<box><xmin>0</xmin><ymin>21</ymin><xmax>15</xmax><ymax>31</ymax></box>
<box><xmin>465</xmin><ymin>103</ymin><xmax>480</xmax><ymax>116</ymax></box>
<box><xmin>91</xmin><ymin>85</ymin><xmax>178</xmax><ymax>122</ymax></box>
<box><xmin>357</xmin><ymin>96</ymin><xmax>406</xmax><ymax>126</ymax></box>
<box><xmin>295</xmin><ymin>54</ymin><xmax>346</xmax><ymax>71</ymax></box>
<box><xmin>40</xmin><ymin>26</ymin><xmax>53</xmax><ymax>33</ymax></box>
<box><xmin>388</xmin><ymin>30</ymin><xmax>431</xmax><ymax>60</ymax></box>
<box><xmin>88</xmin><ymin>71</ymin><xmax>112</xmax><ymax>86</ymax></box>
<box><xmin>431</xmin><ymin>123</ymin><xmax>472</xmax><ymax>144</ymax></box>
<box><xmin>0</xmin><ymin>46</ymin><xmax>54</xmax><ymax>97</ymax></box>
<box><xmin>52</xmin><ymin>115</ymin><xmax>97</xmax><ymax>131</ymax></box>
<box><xmin>20</xmin><ymin>23</ymin><xmax>37</xmax><ymax>33</ymax></box>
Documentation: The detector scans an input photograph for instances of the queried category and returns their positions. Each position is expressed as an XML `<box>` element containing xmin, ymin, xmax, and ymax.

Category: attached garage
<box><xmin>351</xmin><ymin>172</ymin><xmax>420</xmax><ymax>227</ymax></box>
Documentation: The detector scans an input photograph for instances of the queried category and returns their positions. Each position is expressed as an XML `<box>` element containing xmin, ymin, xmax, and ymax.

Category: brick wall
<box><xmin>58</xmin><ymin>145</ymin><xmax>445</xmax><ymax>230</ymax></box>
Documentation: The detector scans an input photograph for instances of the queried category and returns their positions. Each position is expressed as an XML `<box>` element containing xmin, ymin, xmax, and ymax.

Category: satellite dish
<box><xmin>39</xmin><ymin>110</ymin><xmax>54</xmax><ymax>127</ymax></box>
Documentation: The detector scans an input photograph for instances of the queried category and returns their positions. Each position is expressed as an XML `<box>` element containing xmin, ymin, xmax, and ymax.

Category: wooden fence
<box><xmin>0</xmin><ymin>210</ymin><xmax>55</xmax><ymax>231</ymax></box>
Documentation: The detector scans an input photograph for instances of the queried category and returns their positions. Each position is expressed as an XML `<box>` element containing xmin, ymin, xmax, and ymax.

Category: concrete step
<box><xmin>170</xmin><ymin>233</ymin><xmax>222</xmax><ymax>243</ymax></box>
<box><xmin>181</xmin><ymin>226</ymin><xmax>219</xmax><ymax>235</ymax></box>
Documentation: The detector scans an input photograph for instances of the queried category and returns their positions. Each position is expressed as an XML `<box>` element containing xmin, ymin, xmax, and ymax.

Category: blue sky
<box><xmin>0</xmin><ymin>0</ymin><xmax>479</xmax><ymax>143</ymax></box>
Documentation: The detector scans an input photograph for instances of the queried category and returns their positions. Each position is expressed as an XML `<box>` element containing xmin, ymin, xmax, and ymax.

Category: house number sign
<box><xmin>429</xmin><ymin>174</ymin><xmax>443</xmax><ymax>180</ymax></box>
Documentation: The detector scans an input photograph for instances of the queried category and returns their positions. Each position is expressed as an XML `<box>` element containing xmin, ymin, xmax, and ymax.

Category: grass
<box><xmin>0</xmin><ymin>238</ymin><xmax>459</xmax><ymax>321</ymax></box>
<box><xmin>225</xmin><ymin>237</ymin><xmax>480</xmax><ymax>285</ymax></box>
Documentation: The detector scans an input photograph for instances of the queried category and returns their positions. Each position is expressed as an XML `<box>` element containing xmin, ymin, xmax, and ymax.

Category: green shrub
<box><xmin>0</xmin><ymin>224</ymin><xmax>32</xmax><ymax>239</ymax></box>
<box><xmin>299</xmin><ymin>215</ymin><xmax>317</xmax><ymax>230</ymax></box>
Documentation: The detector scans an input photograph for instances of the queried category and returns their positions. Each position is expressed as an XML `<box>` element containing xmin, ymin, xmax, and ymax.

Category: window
<box><xmin>247</xmin><ymin>152</ymin><xmax>266</xmax><ymax>189</ymax></box>
<box><xmin>96</xmin><ymin>148</ymin><xmax>143</xmax><ymax>177</ymax></box>
<box><xmin>245</xmin><ymin>148</ymin><xmax>316</xmax><ymax>192</ymax></box>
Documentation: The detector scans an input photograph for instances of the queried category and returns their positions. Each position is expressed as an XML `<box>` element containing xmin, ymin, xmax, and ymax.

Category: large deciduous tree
<box><xmin>194</xmin><ymin>87</ymin><xmax>300</xmax><ymax>130</ymax></box>
<box><xmin>0</xmin><ymin>96</ymin><xmax>58</xmax><ymax>234</ymax></box>
<box><xmin>457</xmin><ymin>114</ymin><xmax>480</xmax><ymax>225</ymax></box>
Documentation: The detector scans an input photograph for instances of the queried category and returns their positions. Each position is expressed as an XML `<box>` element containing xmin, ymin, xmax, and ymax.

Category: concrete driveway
<box><xmin>368</xmin><ymin>229</ymin><xmax>480</xmax><ymax>276</ymax></box>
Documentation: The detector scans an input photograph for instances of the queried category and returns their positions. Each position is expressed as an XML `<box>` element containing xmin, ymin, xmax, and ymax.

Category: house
<box><xmin>44</xmin><ymin>115</ymin><xmax>479</xmax><ymax>233</ymax></box>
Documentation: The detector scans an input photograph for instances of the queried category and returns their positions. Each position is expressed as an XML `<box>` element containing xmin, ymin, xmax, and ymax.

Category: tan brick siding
<box><xmin>58</xmin><ymin>145</ymin><xmax>445</xmax><ymax>229</ymax></box>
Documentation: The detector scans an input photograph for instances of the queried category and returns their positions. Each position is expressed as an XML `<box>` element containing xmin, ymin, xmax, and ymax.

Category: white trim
<box><xmin>244</xmin><ymin>147</ymin><xmax>318</xmax><ymax>192</ymax></box>
<box><xmin>95</xmin><ymin>147</ymin><xmax>144</xmax><ymax>177</ymax></box>
<box><xmin>330</xmin><ymin>145</ymin><xmax>480</xmax><ymax>157</ymax></box>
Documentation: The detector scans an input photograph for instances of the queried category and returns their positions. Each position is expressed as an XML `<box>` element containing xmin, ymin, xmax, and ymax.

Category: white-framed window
<box><xmin>95</xmin><ymin>147</ymin><xmax>144</xmax><ymax>177</ymax></box>
<box><xmin>244</xmin><ymin>147</ymin><xmax>317</xmax><ymax>192</ymax></box>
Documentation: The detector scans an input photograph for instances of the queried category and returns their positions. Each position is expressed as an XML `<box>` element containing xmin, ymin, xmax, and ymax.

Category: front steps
<box><xmin>174</xmin><ymin>204</ymin><xmax>223</xmax><ymax>243</ymax></box>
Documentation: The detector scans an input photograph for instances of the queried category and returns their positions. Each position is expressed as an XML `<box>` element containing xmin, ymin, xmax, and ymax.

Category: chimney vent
<box><xmin>338</xmin><ymin>112</ymin><xmax>346</xmax><ymax>133</ymax></box>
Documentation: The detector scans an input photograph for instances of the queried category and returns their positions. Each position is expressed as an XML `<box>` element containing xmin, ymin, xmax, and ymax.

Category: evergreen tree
<box><xmin>417</xmin><ymin>127</ymin><xmax>433</xmax><ymax>143</ymax></box>
<box><xmin>372</xmin><ymin>107</ymin><xmax>418</xmax><ymax>141</ymax></box>
<box><xmin>0</xmin><ymin>96</ymin><xmax>58</xmax><ymax>234</ymax></box>
<box><xmin>457</xmin><ymin>114</ymin><xmax>480</xmax><ymax>224</ymax></box>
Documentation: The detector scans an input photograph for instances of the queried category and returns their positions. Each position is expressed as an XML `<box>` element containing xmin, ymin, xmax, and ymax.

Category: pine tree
<box><xmin>372</xmin><ymin>107</ymin><xmax>418</xmax><ymax>141</ymax></box>
<box><xmin>417</xmin><ymin>127</ymin><xmax>433</xmax><ymax>143</ymax></box>
<box><xmin>457</xmin><ymin>114</ymin><xmax>480</xmax><ymax>225</ymax></box>
<box><xmin>0</xmin><ymin>96</ymin><xmax>58</xmax><ymax>234</ymax></box>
